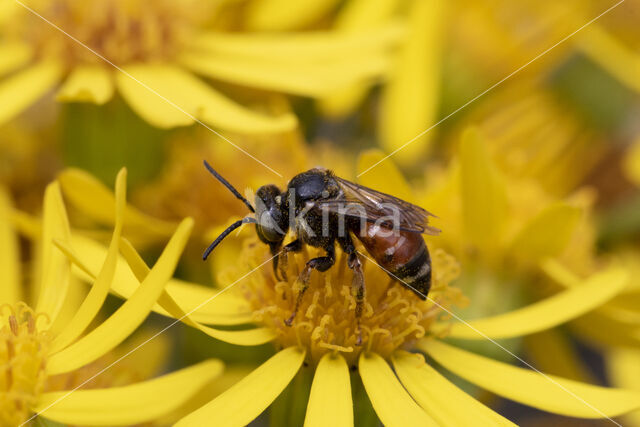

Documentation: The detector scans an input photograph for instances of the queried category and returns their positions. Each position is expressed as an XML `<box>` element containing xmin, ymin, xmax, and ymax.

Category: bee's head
<box><xmin>255</xmin><ymin>184</ymin><xmax>289</xmax><ymax>243</ymax></box>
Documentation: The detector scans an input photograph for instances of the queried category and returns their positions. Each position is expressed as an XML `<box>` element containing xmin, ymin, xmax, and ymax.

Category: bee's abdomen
<box><xmin>355</xmin><ymin>224</ymin><xmax>432</xmax><ymax>299</ymax></box>
<box><xmin>393</xmin><ymin>245</ymin><xmax>431</xmax><ymax>299</ymax></box>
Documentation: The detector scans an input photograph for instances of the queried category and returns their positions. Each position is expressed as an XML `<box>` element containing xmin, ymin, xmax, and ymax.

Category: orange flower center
<box><xmin>7</xmin><ymin>0</ymin><xmax>211</xmax><ymax>66</ymax></box>
<box><xmin>221</xmin><ymin>238</ymin><xmax>467</xmax><ymax>366</ymax></box>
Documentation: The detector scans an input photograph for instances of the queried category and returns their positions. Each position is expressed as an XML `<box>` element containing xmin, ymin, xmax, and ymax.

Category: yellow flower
<box><xmin>316</xmin><ymin>0</ymin><xmax>445</xmax><ymax>163</ymax></box>
<box><xmin>0</xmin><ymin>0</ymin><xmax>401</xmax><ymax>132</ymax></box>
<box><xmin>624</xmin><ymin>135</ymin><xmax>640</xmax><ymax>187</ymax></box>
<box><xmin>0</xmin><ymin>169</ymin><xmax>224</xmax><ymax>425</ymax></box>
<box><xmin>59</xmin><ymin>157</ymin><xmax>640</xmax><ymax>425</ymax></box>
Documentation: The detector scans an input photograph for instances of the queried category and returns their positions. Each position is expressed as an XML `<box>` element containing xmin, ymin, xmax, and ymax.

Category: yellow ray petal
<box><xmin>56</xmin><ymin>65</ymin><xmax>114</xmax><ymax>104</ymax></box>
<box><xmin>117</xmin><ymin>236</ymin><xmax>275</xmax><ymax>346</ymax></box>
<box><xmin>446</xmin><ymin>268</ymin><xmax>628</xmax><ymax>340</ymax></box>
<box><xmin>58</xmin><ymin>168</ymin><xmax>175</xmax><ymax>237</ymax></box>
<box><xmin>180</xmin><ymin>51</ymin><xmax>390</xmax><ymax>98</ymax></box>
<box><xmin>46</xmin><ymin>218</ymin><xmax>193</xmax><ymax>375</ymax></box>
<box><xmin>607</xmin><ymin>348</ymin><xmax>640</xmax><ymax>426</ymax></box>
<box><xmin>190</xmin><ymin>25</ymin><xmax>403</xmax><ymax>63</ymax></box>
<box><xmin>392</xmin><ymin>351</ymin><xmax>515</xmax><ymax>426</ymax></box>
<box><xmin>49</xmin><ymin>169</ymin><xmax>127</xmax><ymax>354</ymax></box>
<box><xmin>304</xmin><ymin>353</ymin><xmax>353</xmax><ymax>427</ymax></box>
<box><xmin>175</xmin><ymin>347</ymin><xmax>306</xmax><ymax>427</ymax></box>
<box><xmin>624</xmin><ymin>136</ymin><xmax>640</xmax><ymax>187</ymax></box>
<box><xmin>458</xmin><ymin>127</ymin><xmax>507</xmax><ymax>254</ymax></box>
<box><xmin>421</xmin><ymin>339</ymin><xmax>640</xmax><ymax>419</ymax></box>
<box><xmin>34</xmin><ymin>359</ymin><xmax>224</xmax><ymax>426</ymax></box>
<box><xmin>35</xmin><ymin>182</ymin><xmax>71</xmax><ymax>330</ymax></box>
<box><xmin>319</xmin><ymin>0</ymin><xmax>399</xmax><ymax>117</ymax></box>
<box><xmin>245</xmin><ymin>0</ymin><xmax>340</xmax><ymax>31</ymax></box>
<box><xmin>0</xmin><ymin>42</ymin><xmax>32</xmax><ymax>77</ymax></box>
<box><xmin>0</xmin><ymin>187</ymin><xmax>21</xmax><ymax>303</ymax></box>
<box><xmin>359</xmin><ymin>352</ymin><xmax>436</xmax><ymax>427</ymax></box>
<box><xmin>379</xmin><ymin>0</ymin><xmax>445</xmax><ymax>161</ymax></box>
<box><xmin>509</xmin><ymin>203</ymin><xmax>582</xmax><ymax>263</ymax></box>
<box><xmin>576</xmin><ymin>24</ymin><xmax>640</xmax><ymax>94</ymax></box>
<box><xmin>524</xmin><ymin>330</ymin><xmax>593</xmax><ymax>383</ymax></box>
<box><xmin>357</xmin><ymin>149</ymin><xmax>413</xmax><ymax>201</ymax></box>
<box><xmin>58</xmin><ymin>234</ymin><xmax>253</xmax><ymax>325</ymax></box>
<box><xmin>116</xmin><ymin>64</ymin><xmax>296</xmax><ymax>133</ymax></box>
<box><xmin>0</xmin><ymin>61</ymin><xmax>62</xmax><ymax>126</ymax></box>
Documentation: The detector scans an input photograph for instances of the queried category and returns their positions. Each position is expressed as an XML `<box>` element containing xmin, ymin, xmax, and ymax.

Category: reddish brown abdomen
<box><xmin>355</xmin><ymin>223</ymin><xmax>432</xmax><ymax>299</ymax></box>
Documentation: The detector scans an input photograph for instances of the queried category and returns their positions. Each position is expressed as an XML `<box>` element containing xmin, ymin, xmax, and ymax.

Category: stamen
<box><xmin>228</xmin><ymin>237</ymin><xmax>466</xmax><ymax>365</ymax></box>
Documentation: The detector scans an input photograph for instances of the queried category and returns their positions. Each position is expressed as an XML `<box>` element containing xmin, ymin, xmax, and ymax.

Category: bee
<box><xmin>202</xmin><ymin>160</ymin><xmax>440</xmax><ymax>344</ymax></box>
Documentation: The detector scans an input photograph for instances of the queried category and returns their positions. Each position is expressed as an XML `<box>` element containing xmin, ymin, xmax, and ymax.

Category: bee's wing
<box><xmin>316</xmin><ymin>176</ymin><xmax>440</xmax><ymax>235</ymax></box>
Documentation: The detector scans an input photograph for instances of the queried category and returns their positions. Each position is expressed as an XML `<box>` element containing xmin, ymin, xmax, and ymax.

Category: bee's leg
<box><xmin>285</xmin><ymin>243</ymin><xmax>335</xmax><ymax>326</ymax></box>
<box><xmin>269</xmin><ymin>241</ymin><xmax>283</xmax><ymax>281</ymax></box>
<box><xmin>278</xmin><ymin>239</ymin><xmax>303</xmax><ymax>281</ymax></box>
<box><xmin>338</xmin><ymin>236</ymin><xmax>365</xmax><ymax>346</ymax></box>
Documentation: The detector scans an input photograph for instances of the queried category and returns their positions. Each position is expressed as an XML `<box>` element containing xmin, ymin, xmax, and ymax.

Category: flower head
<box><xmin>0</xmin><ymin>169</ymin><xmax>223</xmax><ymax>425</ymax></box>
<box><xmin>0</xmin><ymin>0</ymin><xmax>401</xmax><ymax>133</ymax></box>
<box><xmin>223</xmin><ymin>237</ymin><xmax>466</xmax><ymax>366</ymax></box>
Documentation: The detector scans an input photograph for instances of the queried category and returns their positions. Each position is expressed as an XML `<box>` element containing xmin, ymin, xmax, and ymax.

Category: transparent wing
<box><xmin>316</xmin><ymin>176</ymin><xmax>440</xmax><ymax>235</ymax></box>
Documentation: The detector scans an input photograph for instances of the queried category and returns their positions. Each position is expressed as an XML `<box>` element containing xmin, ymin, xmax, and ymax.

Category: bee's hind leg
<box><xmin>285</xmin><ymin>243</ymin><xmax>335</xmax><ymax>326</ymax></box>
<box><xmin>338</xmin><ymin>236</ymin><xmax>365</xmax><ymax>346</ymax></box>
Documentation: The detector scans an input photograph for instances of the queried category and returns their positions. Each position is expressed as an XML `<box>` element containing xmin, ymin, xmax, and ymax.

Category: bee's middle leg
<box><xmin>338</xmin><ymin>236</ymin><xmax>365</xmax><ymax>346</ymax></box>
<box><xmin>285</xmin><ymin>243</ymin><xmax>335</xmax><ymax>326</ymax></box>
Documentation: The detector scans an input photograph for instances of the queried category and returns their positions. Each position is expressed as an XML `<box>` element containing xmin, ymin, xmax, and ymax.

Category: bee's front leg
<box><xmin>338</xmin><ymin>236</ymin><xmax>365</xmax><ymax>346</ymax></box>
<box><xmin>278</xmin><ymin>239</ymin><xmax>303</xmax><ymax>281</ymax></box>
<box><xmin>285</xmin><ymin>243</ymin><xmax>335</xmax><ymax>326</ymax></box>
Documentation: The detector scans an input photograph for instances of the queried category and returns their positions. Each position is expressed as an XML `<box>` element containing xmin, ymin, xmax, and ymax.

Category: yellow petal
<box><xmin>357</xmin><ymin>149</ymin><xmax>413</xmax><ymax>201</ymax></box>
<box><xmin>49</xmin><ymin>169</ymin><xmax>127</xmax><ymax>354</ymax></box>
<box><xmin>175</xmin><ymin>347</ymin><xmax>306</xmax><ymax>427</ymax></box>
<box><xmin>245</xmin><ymin>0</ymin><xmax>340</xmax><ymax>31</ymax></box>
<box><xmin>421</xmin><ymin>339</ymin><xmax>640</xmax><ymax>418</ymax></box>
<box><xmin>46</xmin><ymin>218</ymin><xmax>193</xmax><ymax>375</ymax></box>
<box><xmin>576</xmin><ymin>24</ymin><xmax>640</xmax><ymax>94</ymax></box>
<box><xmin>509</xmin><ymin>203</ymin><xmax>582</xmax><ymax>262</ymax></box>
<box><xmin>379</xmin><ymin>0</ymin><xmax>445</xmax><ymax>161</ymax></box>
<box><xmin>304</xmin><ymin>353</ymin><xmax>353</xmax><ymax>427</ymax></box>
<box><xmin>623</xmin><ymin>136</ymin><xmax>640</xmax><ymax>187</ymax></box>
<box><xmin>458</xmin><ymin>127</ymin><xmax>507</xmax><ymax>254</ymax></box>
<box><xmin>34</xmin><ymin>359</ymin><xmax>224</xmax><ymax>426</ymax></box>
<box><xmin>359</xmin><ymin>352</ymin><xmax>436</xmax><ymax>427</ymax></box>
<box><xmin>189</xmin><ymin>25</ymin><xmax>403</xmax><ymax>63</ymax></box>
<box><xmin>58</xmin><ymin>168</ymin><xmax>175</xmax><ymax>237</ymax></box>
<box><xmin>0</xmin><ymin>187</ymin><xmax>21</xmax><ymax>303</ymax></box>
<box><xmin>0</xmin><ymin>42</ymin><xmax>32</xmax><ymax>77</ymax></box>
<box><xmin>180</xmin><ymin>51</ymin><xmax>390</xmax><ymax>98</ymax></box>
<box><xmin>116</xmin><ymin>64</ymin><xmax>296</xmax><ymax>133</ymax></box>
<box><xmin>35</xmin><ymin>182</ymin><xmax>71</xmax><ymax>330</ymax></box>
<box><xmin>392</xmin><ymin>351</ymin><xmax>515</xmax><ymax>426</ymax></box>
<box><xmin>607</xmin><ymin>348</ymin><xmax>640</xmax><ymax>426</ymax></box>
<box><xmin>59</xmin><ymin>233</ymin><xmax>253</xmax><ymax>325</ymax></box>
<box><xmin>319</xmin><ymin>0</ymin><xmax>399</xmax><ymax>116</ymax></box>
<box><xmin>117</xmin><ymin>236</ymin><xmax>275</xmax><ymax>346</ymax></box>
<box><xmin>0</xmin><ymin>61</ymin><xmax>62</xmax><ymax>126</ymax></box>
<box><xmin>56</xmin><ymin>65</ymin><xmax>114</xmax><ymax>104</ymax></box>
<box><xmin>446</xmin><ymin>268</ymin><xmax>628</xmax><ymax>340</ymax></box>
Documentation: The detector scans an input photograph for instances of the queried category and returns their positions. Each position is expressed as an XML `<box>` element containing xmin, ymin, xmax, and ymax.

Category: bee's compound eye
<box><xmin>257</xmin><ymin>211</ymin><xmax>284</xmax><ymax>242</ymax></box>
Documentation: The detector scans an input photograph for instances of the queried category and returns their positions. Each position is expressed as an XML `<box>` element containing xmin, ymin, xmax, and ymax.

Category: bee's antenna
<box><xmin>203</xmin><ymin>160</ymin><xmax>255</xmax><ymax>213</ymax></box>
<box><xmin>203</xmin><ymin>217</ymin><xmax>257</xmax><ymax>260</ymax></box>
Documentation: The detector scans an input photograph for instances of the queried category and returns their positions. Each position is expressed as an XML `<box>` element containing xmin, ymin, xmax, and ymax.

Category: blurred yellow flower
<box><xmin>624</xmin><ymin>136</ymin><xmax>640</xmax><ymax>187</ymax></box>
<box><xmin>0</xmin><ymin>169</ymin><xmax>223</xmax><ymax>425</ymax></box>
<box><xmin>0</xmin><ymin>0</ymin><xmax>401</xmax><ymax>133</ymax></box>
<box><xmin>63</xmin><ymin>153</ymin><xmax>640</xmax><ymax>425</ymax></box>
